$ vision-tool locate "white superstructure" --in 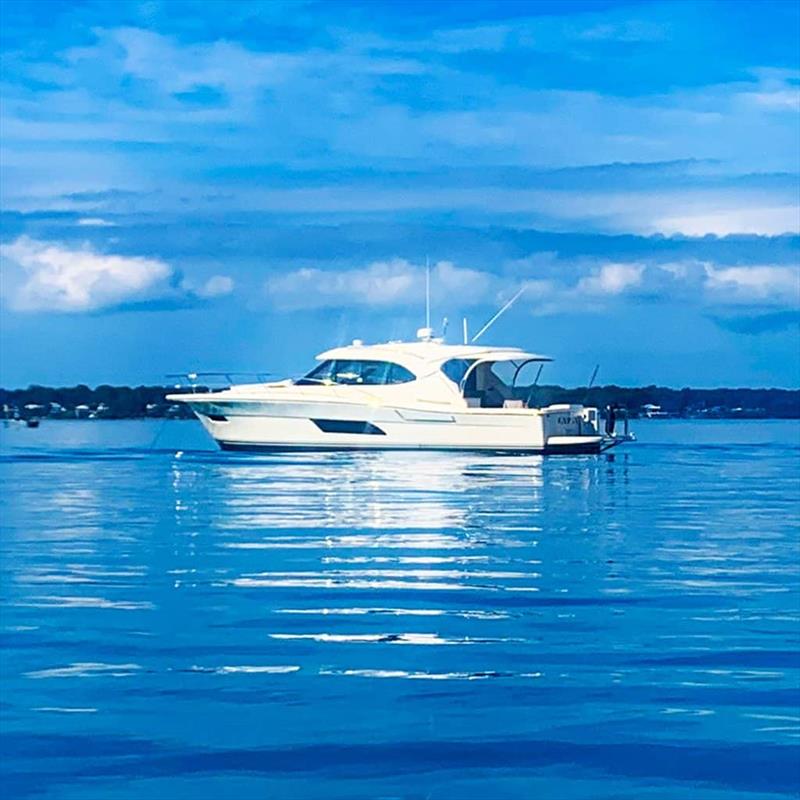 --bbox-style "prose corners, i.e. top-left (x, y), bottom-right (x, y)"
top-left (168, 333), bottom-right (633, 454)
